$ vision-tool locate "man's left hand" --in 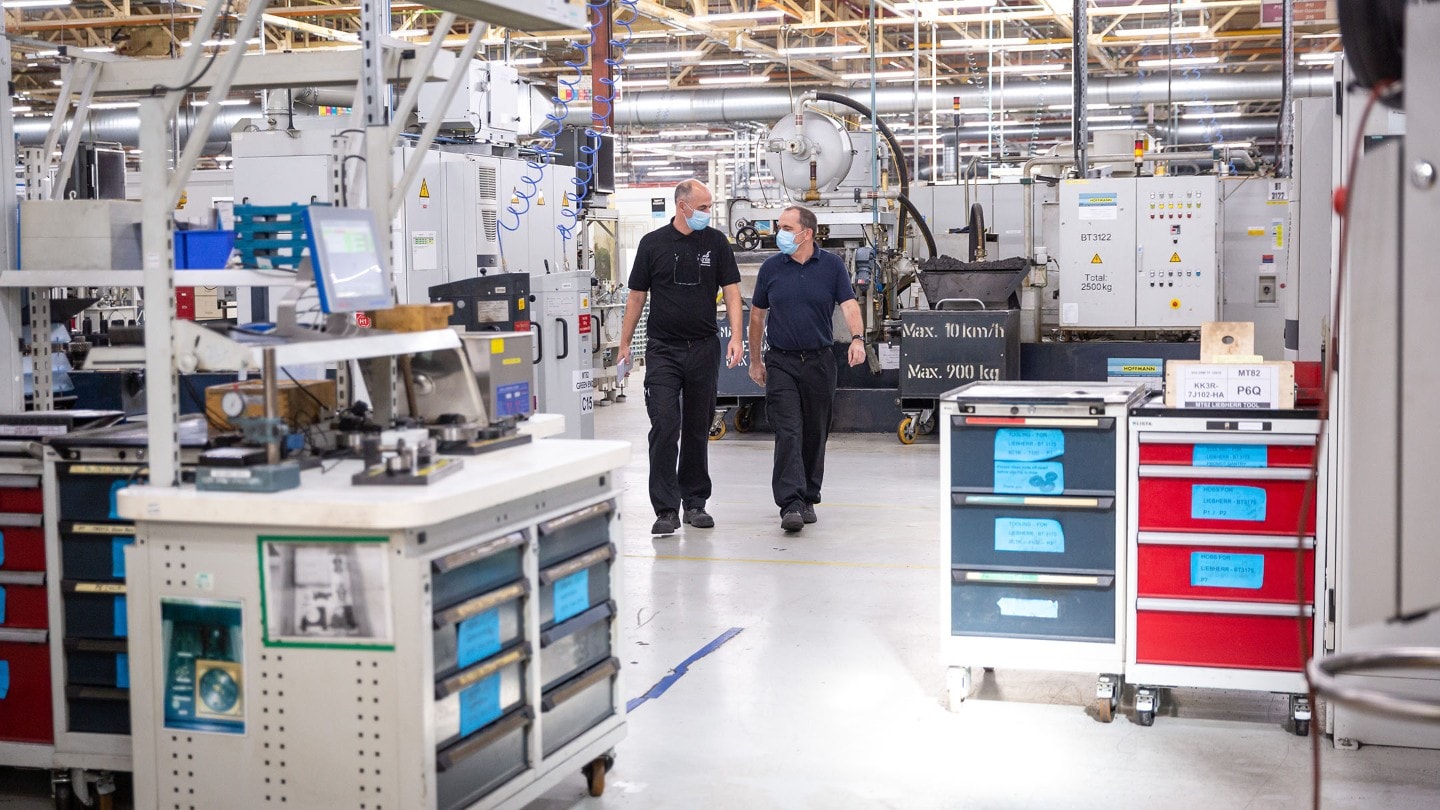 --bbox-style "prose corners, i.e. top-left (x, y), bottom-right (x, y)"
top-left (847, 341), bottom-right (866, 367)
top-left (726, 336), bottom-right (744, 368)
